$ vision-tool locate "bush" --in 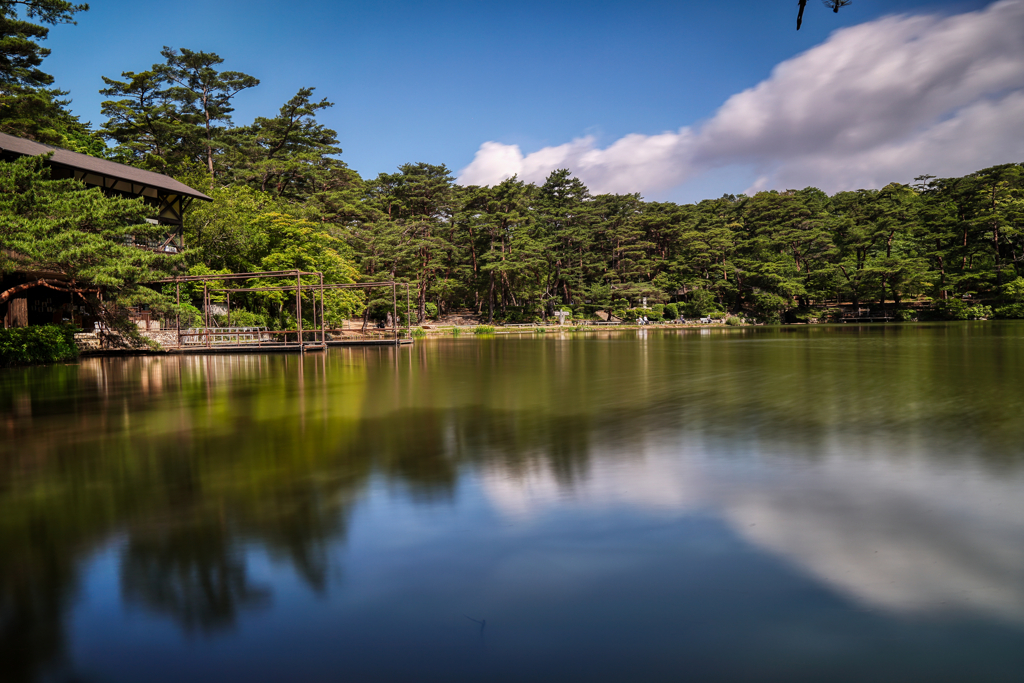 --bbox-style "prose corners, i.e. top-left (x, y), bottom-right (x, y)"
top-left (894, 308), bottom-right (918, 322)
top-left (473, 325), bottom-right (495, 335)
top-left (220, 308), bottom-right (268, 328)
top-left (791, 308), bottom-right (823, 323)
top-left (725, 316), bottom-right (743, 326)
top-left (410, 327), bottom-right (427, 338)
top-left (996, 303), bottom-right (1024, 319)
top-left (663, 303), bottom-right (679, 320)
top-left (424, 302), bottom-right (439, 319)
top-left (685, 289), bottom-right (718, 316)
top-left (0, 324), bottom-right (79, 366)
top-left (177, 302), bottom-right (203, 328)
top-left (939, 299), bottom-right (992, 320)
